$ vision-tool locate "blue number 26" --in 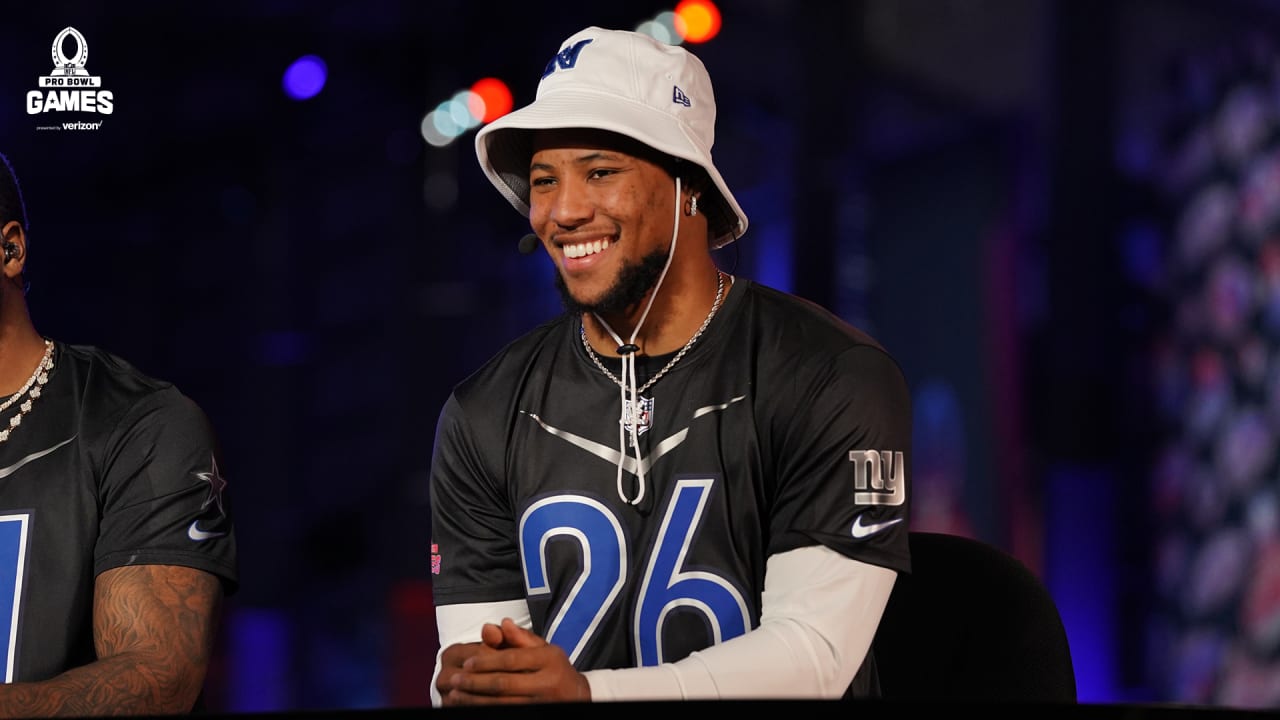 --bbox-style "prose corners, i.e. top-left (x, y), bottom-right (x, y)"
top-left (519, 478), bottom-right (750, 667)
